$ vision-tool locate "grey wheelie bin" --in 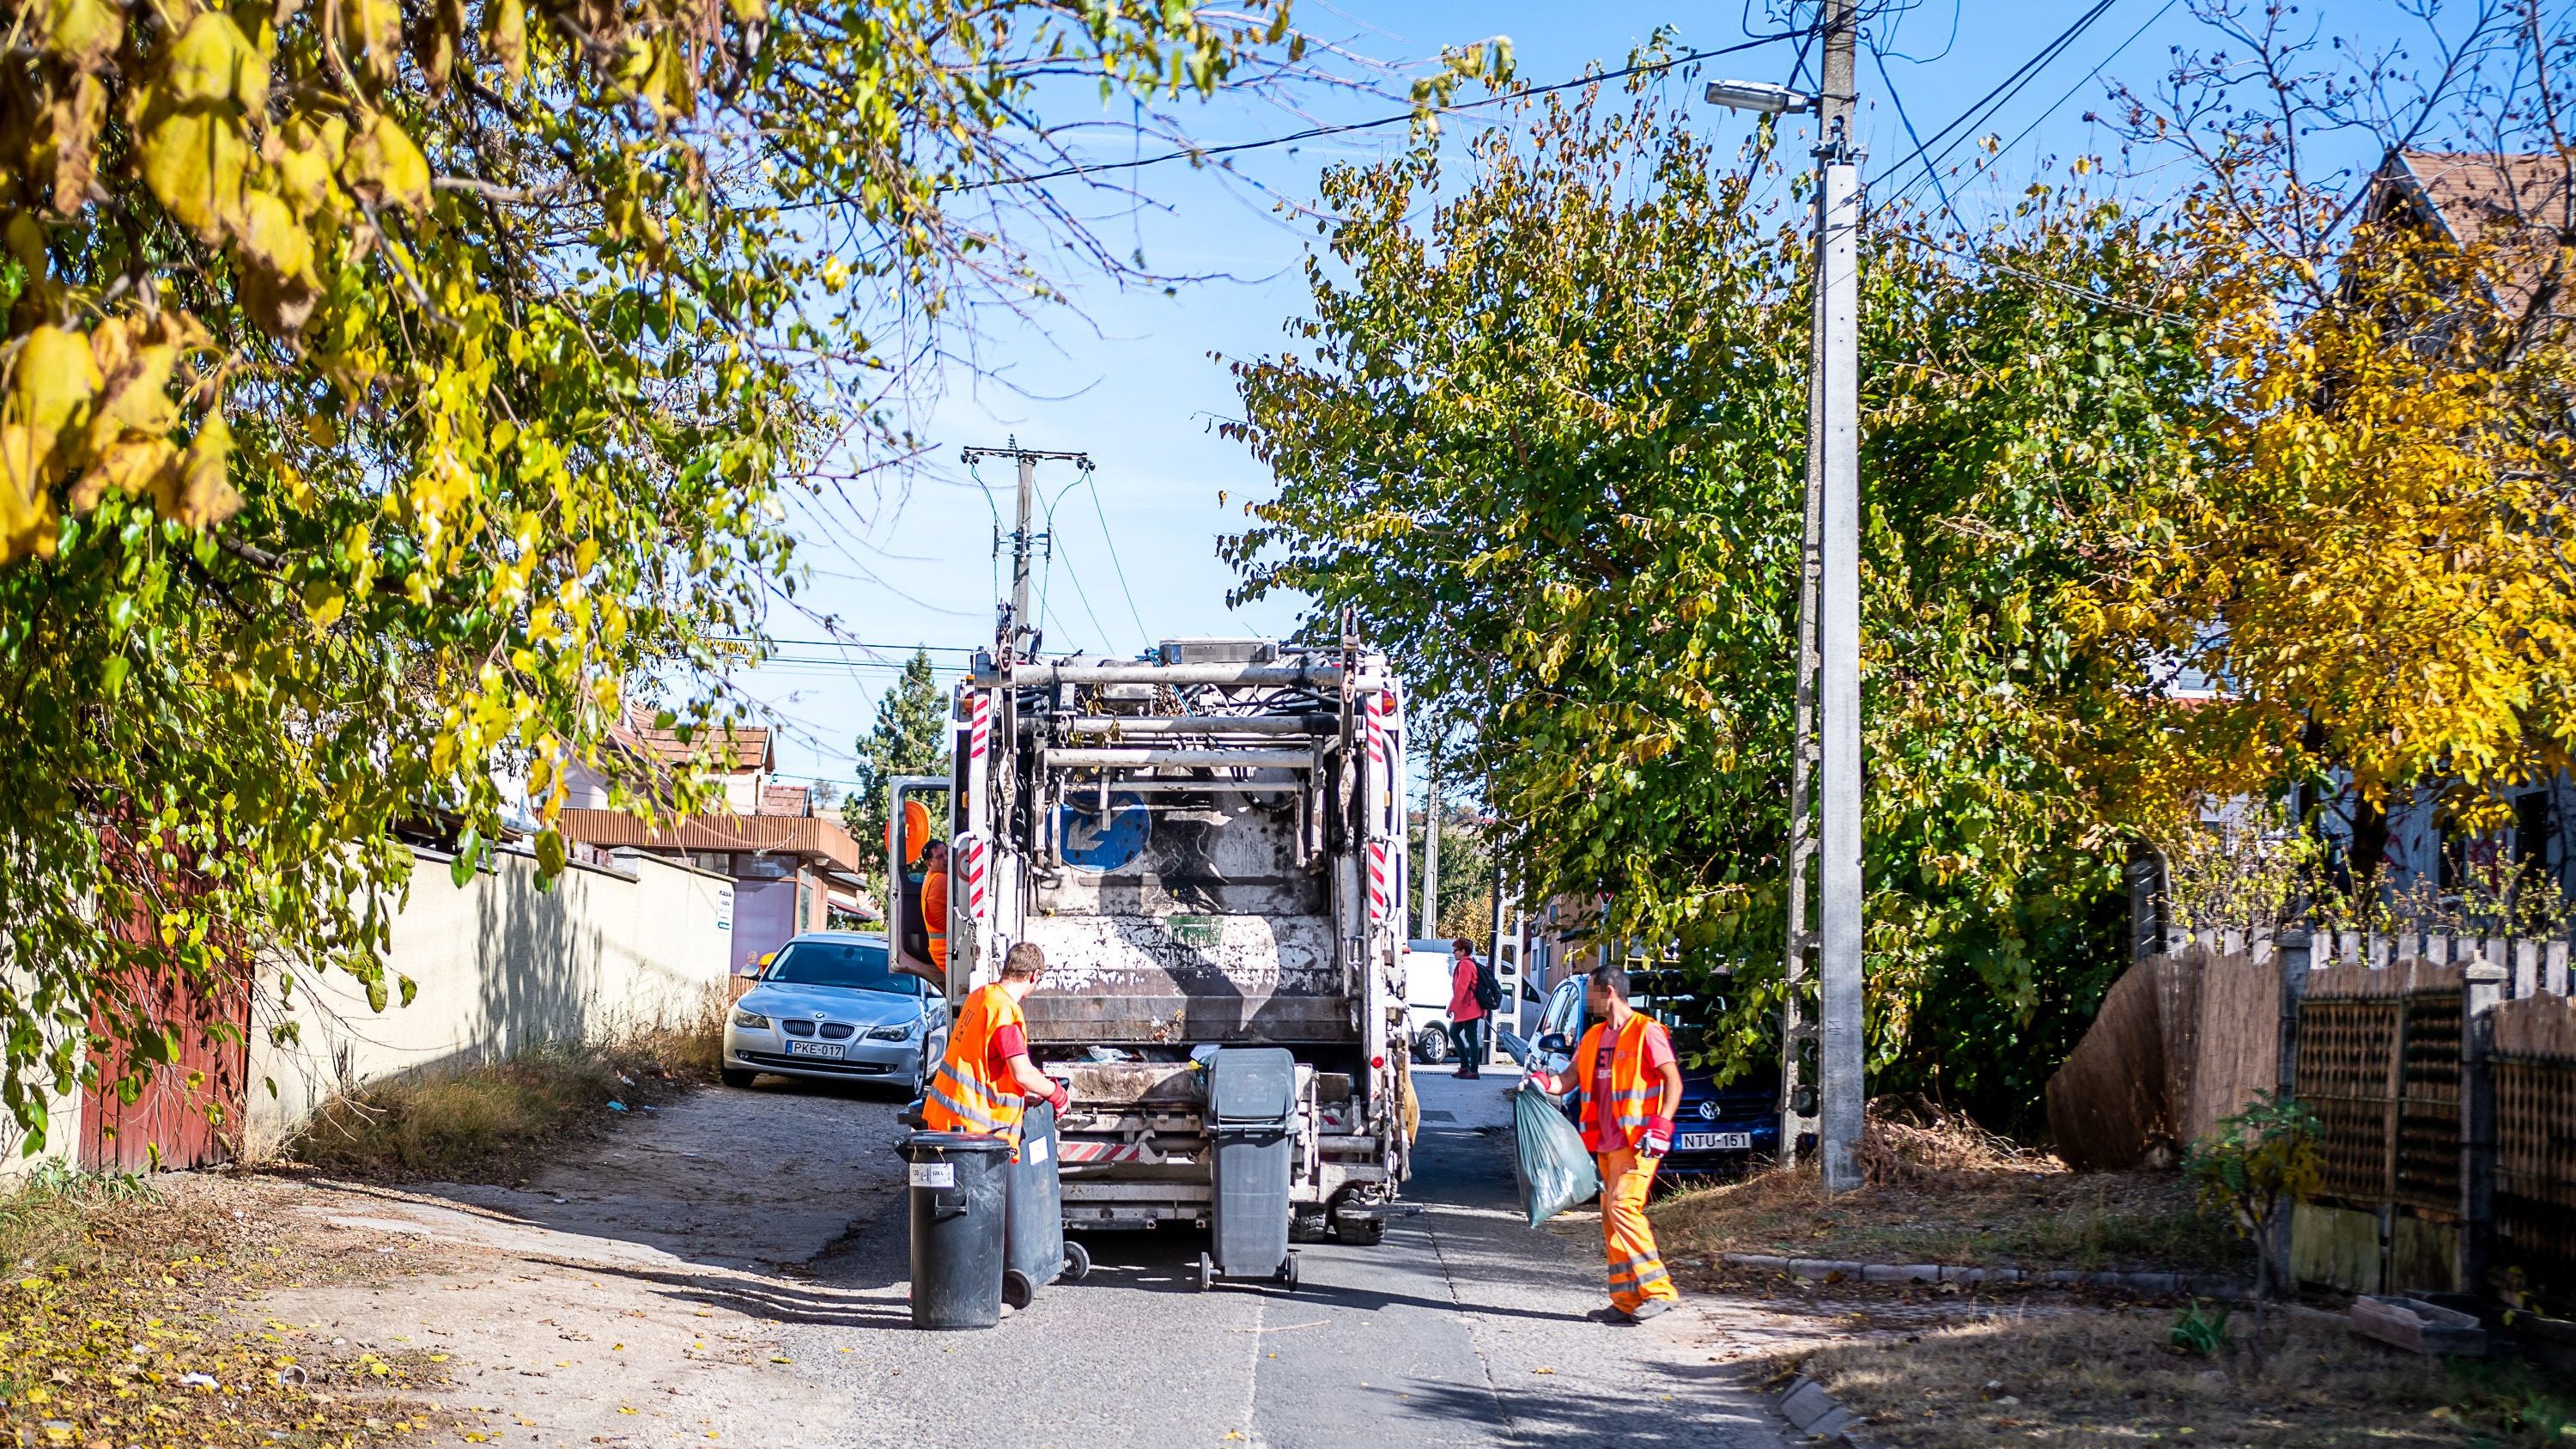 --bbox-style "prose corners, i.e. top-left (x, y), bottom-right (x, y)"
top-left (1002, 1098), bottom-right (1091, 1307)
top-left (902, 1129), bottom-right (1012, 1330)
top-left (1198, 1047), bottom-right (1299, 1291)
